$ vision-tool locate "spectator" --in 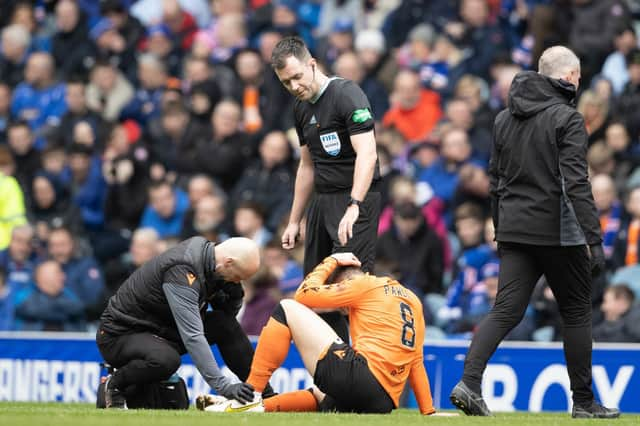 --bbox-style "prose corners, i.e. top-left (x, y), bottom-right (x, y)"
top-left (451, 163), bottom-right (492, 219)
top-left (211, 13), bottom-right (247, 65)
top-left (0, 83), bottom-right (10, 144)
top-left (196, 99), bottom-right (249, 192)
top-left (13, 260), bottom-right (86, 331)
top-left (454, 75), bottom-right (495, 134)
top-left (262, 239), bottom-right (303, 298)
top-left (229, 130), bottom-right (294, 232)
top-left (232, 48), bottom-right (293, 134)
top-left (142, 24), bottom-right (184, 78)
top-left (6, 120), bottom-right (41, 194)
top-left (103, 227), bottom-right (160, 297)
top-left (0, 265), bottom-right (15, 330)
top-left (239, 267), bottom-right (280, 336)
top-left (90, 17), bottom-right (138, 81)
top-left (120, 53), bottom-right (168, 126)
top-left (334, 51), bottom-right (389, 121)
top-left (28, 172), bottom-right (84, 243)
top-left (51, 0), bottom-right (94, 80)
top-left (601, 25), bottom-right (637, 96)
top-left (591, 174), bottom-right (623, 265)
top-left (446, 0), bottom-right (505, 81)
top-left (0, 24), bottom-right (30, 89)
top-left (47, 226), bottom-right (105, 320)
top-left (377, 201), bottom-right (444, 298)
top-left (354, 28), bottom-right (397, 94)
top-left (315, 17), bottom-right (354, 70)
top-left (161, 0), bottom-right (198, 52)
top-left (55, 78), bottom-right (108, 150)
top-left (100, 0), bottom-right (147, 76)
top-left (187, 78), bottom-right (223, 127)
top-left (593, 285), bottom-right (640, 342)
top-left (577, 90), bottom-right (610, 146)
top-left (418, 127), bottom-right (479, 211)
top-left (140, 179), bottom-right (189, 239)
top-left (233, 201), bottom-right (272, 248)
top-left (613, 186), bottom-right (640, 270)
top-left (0, 147), bottom-right (27, 250)
top-left (0, 224), bottom-right (37, 289)
top-left (102, 122), bottom-right (151, 233)
top-left (40, 143), bottom-right (71, 186)
top-left (86, 58), bottom-right (134, 122)
top-left (382, 69), bottom-right (442, 142)
top-left (10, 52), bottom-right (67, 145)
top-left (68, 142), bottom-right (107, 231)
top-left (404, 23), bottom-right (451, 97)
top-left (569, 0), bottom-right (631, 86)
top-left (189, 194), bottom-right (229, 243)
top-left (615, 48), bottom-right (640, 139)
top-left (444, 98), bottom-right (493, 161)
top-left (180, 174), bottom-right (220, 239)
top-left (148, 100), bottom-right (209, 179)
